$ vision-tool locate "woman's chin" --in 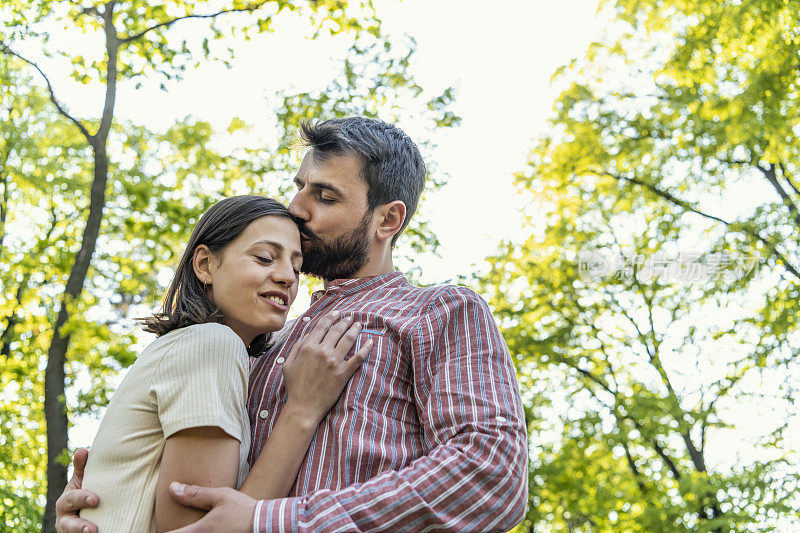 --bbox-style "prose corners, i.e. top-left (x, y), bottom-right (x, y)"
top-left (257, 317), bottom-right (287, 335)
